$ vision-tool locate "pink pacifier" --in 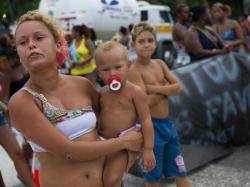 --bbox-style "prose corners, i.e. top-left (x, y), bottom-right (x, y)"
top-left (108, 74), bottom-right (122, 91)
